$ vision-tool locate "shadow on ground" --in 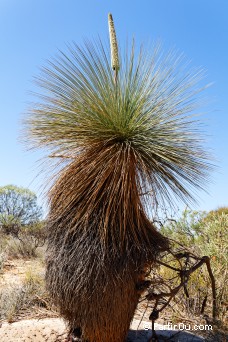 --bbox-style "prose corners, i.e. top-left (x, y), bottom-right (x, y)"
top-left (127, 328), bottom-right (204, 341)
